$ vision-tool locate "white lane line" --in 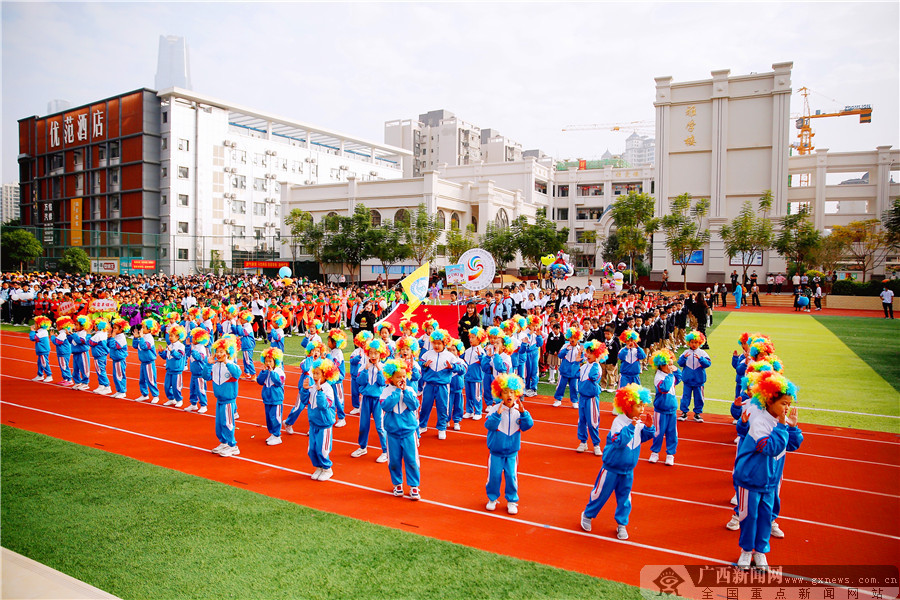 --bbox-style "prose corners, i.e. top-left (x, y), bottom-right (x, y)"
top-left (0, 399), bottom-right (732, 566)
